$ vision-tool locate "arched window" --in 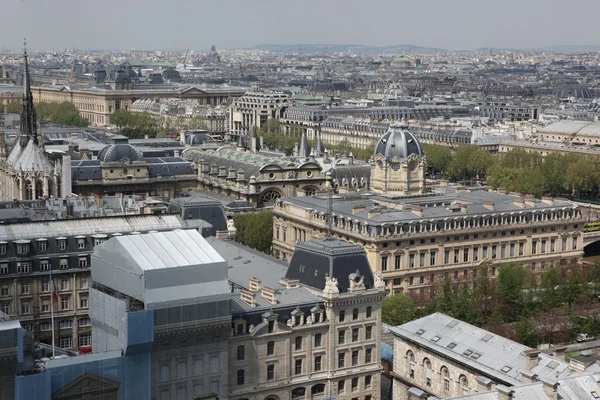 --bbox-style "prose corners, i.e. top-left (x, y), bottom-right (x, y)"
top-left (423, 358), bottom-right (432, 387)
top-left (460, 375), bottom-right (469, 395)
top-left (311, 384), bottom-right (325, 395)
top-left (407, 350), bottom-right (415, 378)
top-left (441, 367), bottom-right (450, 392)
top-left (237, 345), bottom-right (245, 360)
top-left (292, 387), bottom-right (306, 399)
